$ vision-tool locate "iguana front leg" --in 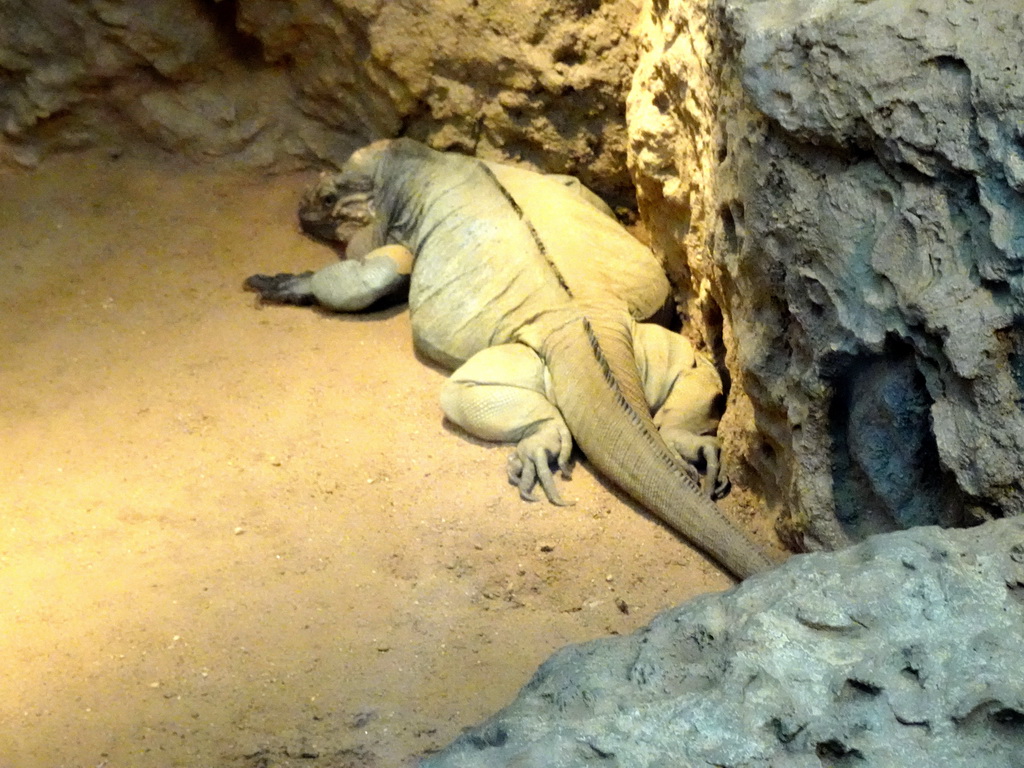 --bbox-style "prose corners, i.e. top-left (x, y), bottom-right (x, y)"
top-left (633, 322), bottom-right (730, 499)
top-left (440, 344), bottom-right (574, 505)
top-left (245, 244), bottom-right (413, 311)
